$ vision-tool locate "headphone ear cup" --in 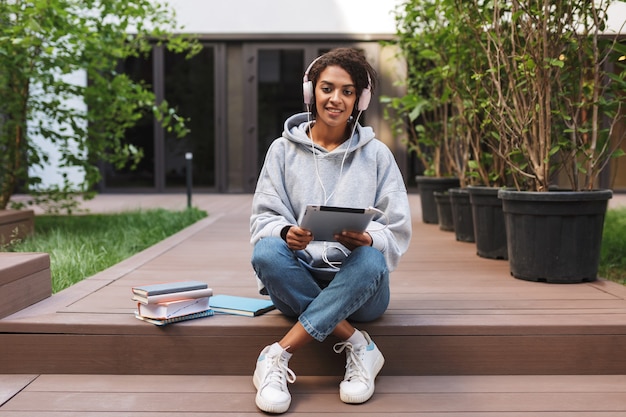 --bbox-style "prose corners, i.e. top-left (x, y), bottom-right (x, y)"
top-left (303, 81), bottom-right (313, 105)
top-left (357, 87), bottom-right (371, 111)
